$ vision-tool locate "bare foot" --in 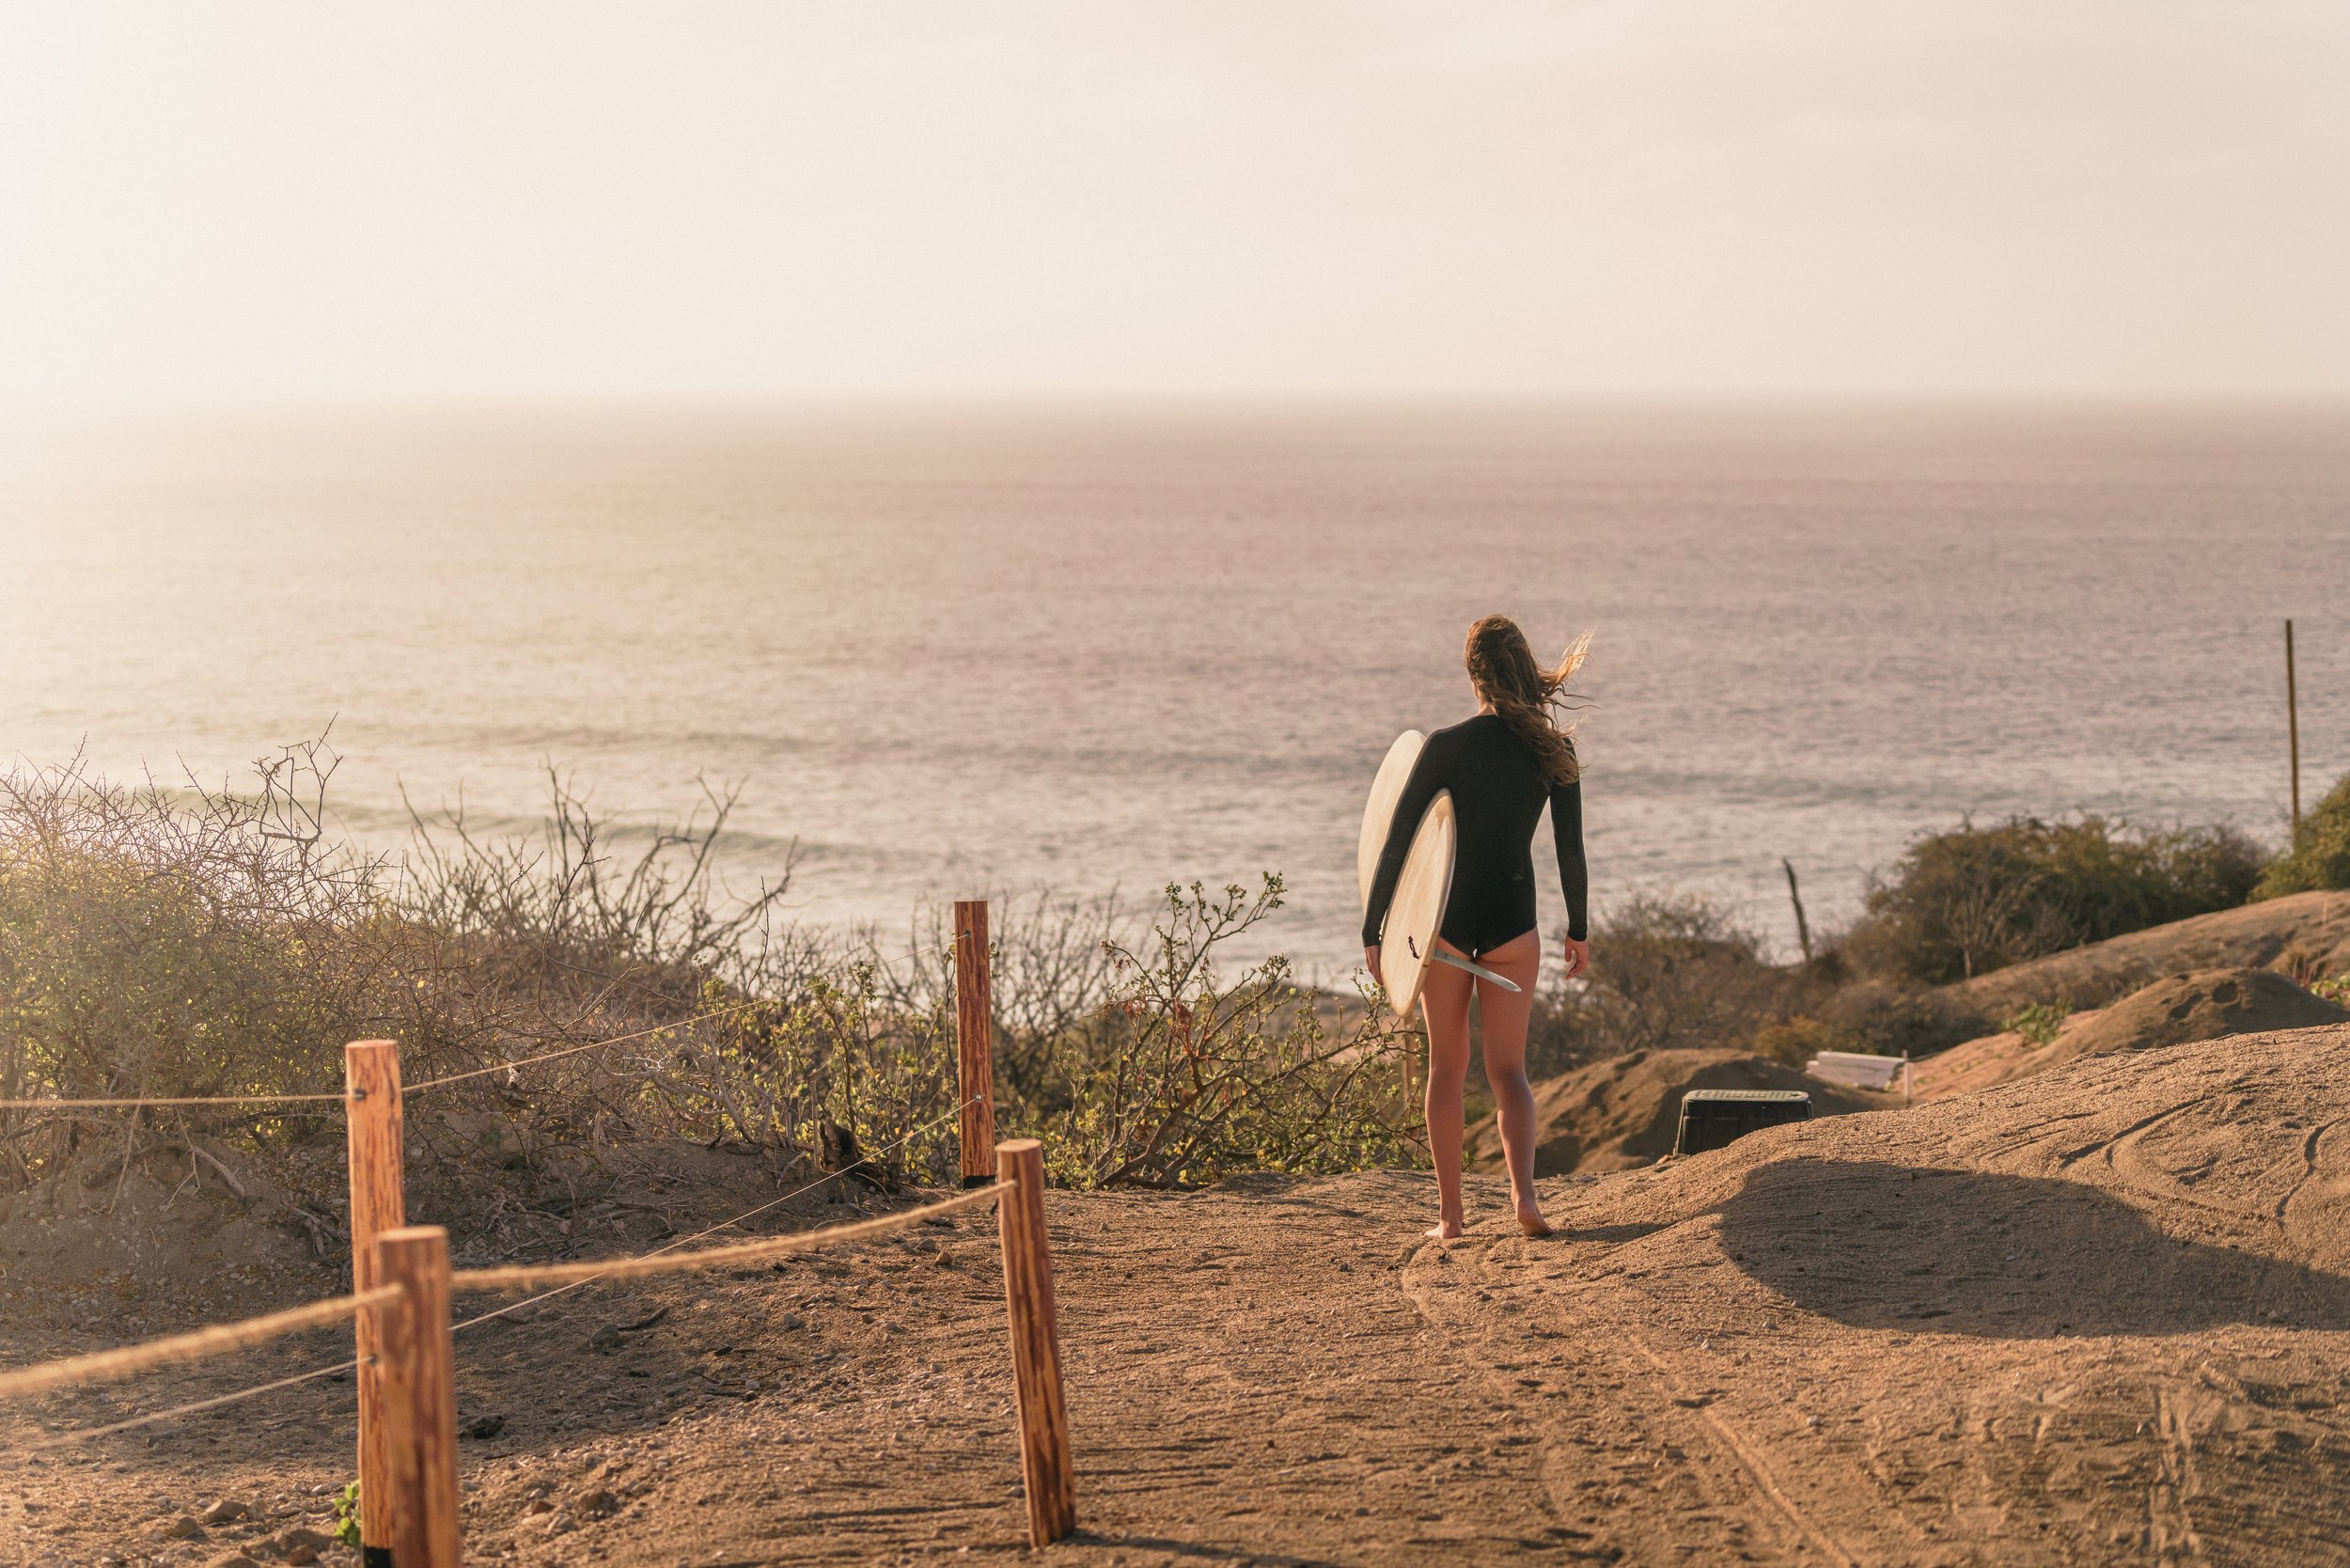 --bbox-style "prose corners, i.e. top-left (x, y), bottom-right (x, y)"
top-left (1424, 1220), bottom-right (1465, 1241)
top-left (1515, 1207), bottom-right (1555, 1238)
